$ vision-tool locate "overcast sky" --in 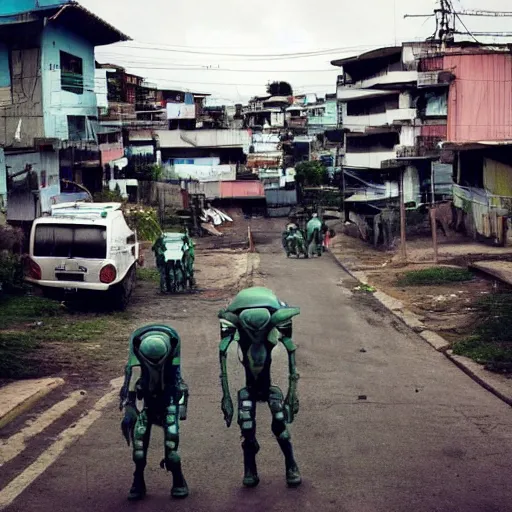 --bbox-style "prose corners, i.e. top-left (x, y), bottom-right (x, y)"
top-left (79, 0), bottom-right (512, 104)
